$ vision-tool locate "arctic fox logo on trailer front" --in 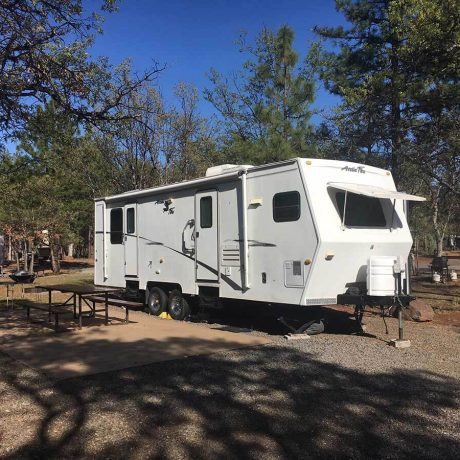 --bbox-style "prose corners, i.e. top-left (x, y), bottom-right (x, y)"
top-left (341, 165), bottom-right (365, 174)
